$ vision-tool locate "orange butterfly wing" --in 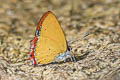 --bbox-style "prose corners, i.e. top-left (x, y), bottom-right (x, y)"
top-left (35, 11), bottom-right (68, 64)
